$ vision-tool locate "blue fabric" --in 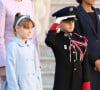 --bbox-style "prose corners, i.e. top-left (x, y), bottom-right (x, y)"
top-left (3, 38), bottom-right (43, 90)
